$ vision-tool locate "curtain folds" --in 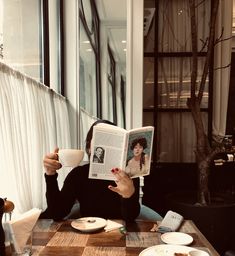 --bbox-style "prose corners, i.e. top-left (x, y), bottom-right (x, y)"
top-left (212, 0), bottom-right (232, 138)
top-left (0, 62), bottom-right (71, 214)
